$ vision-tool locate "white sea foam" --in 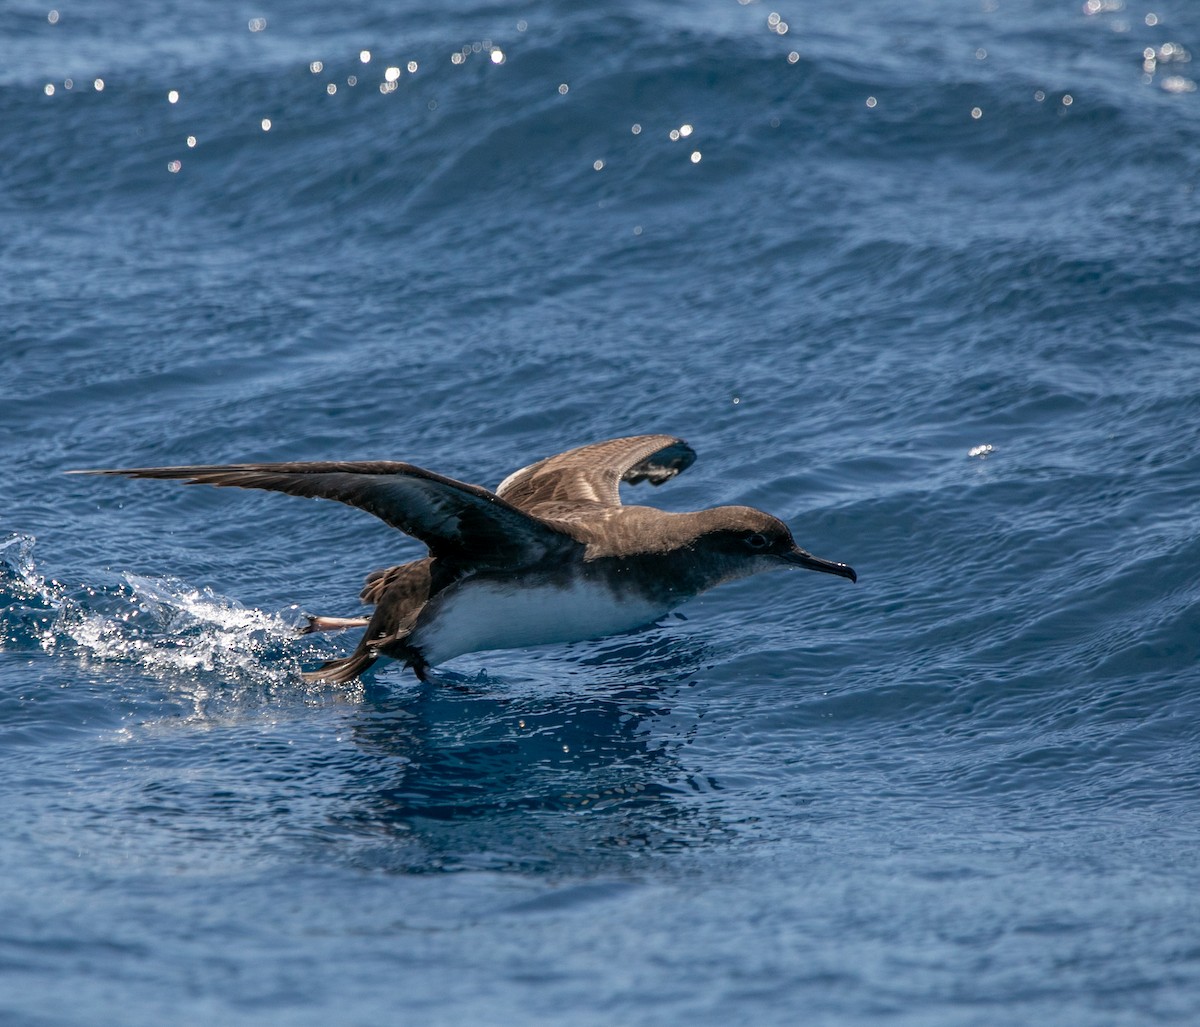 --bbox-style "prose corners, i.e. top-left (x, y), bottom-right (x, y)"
top-left (1, 533), bottom-right (335, 695)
